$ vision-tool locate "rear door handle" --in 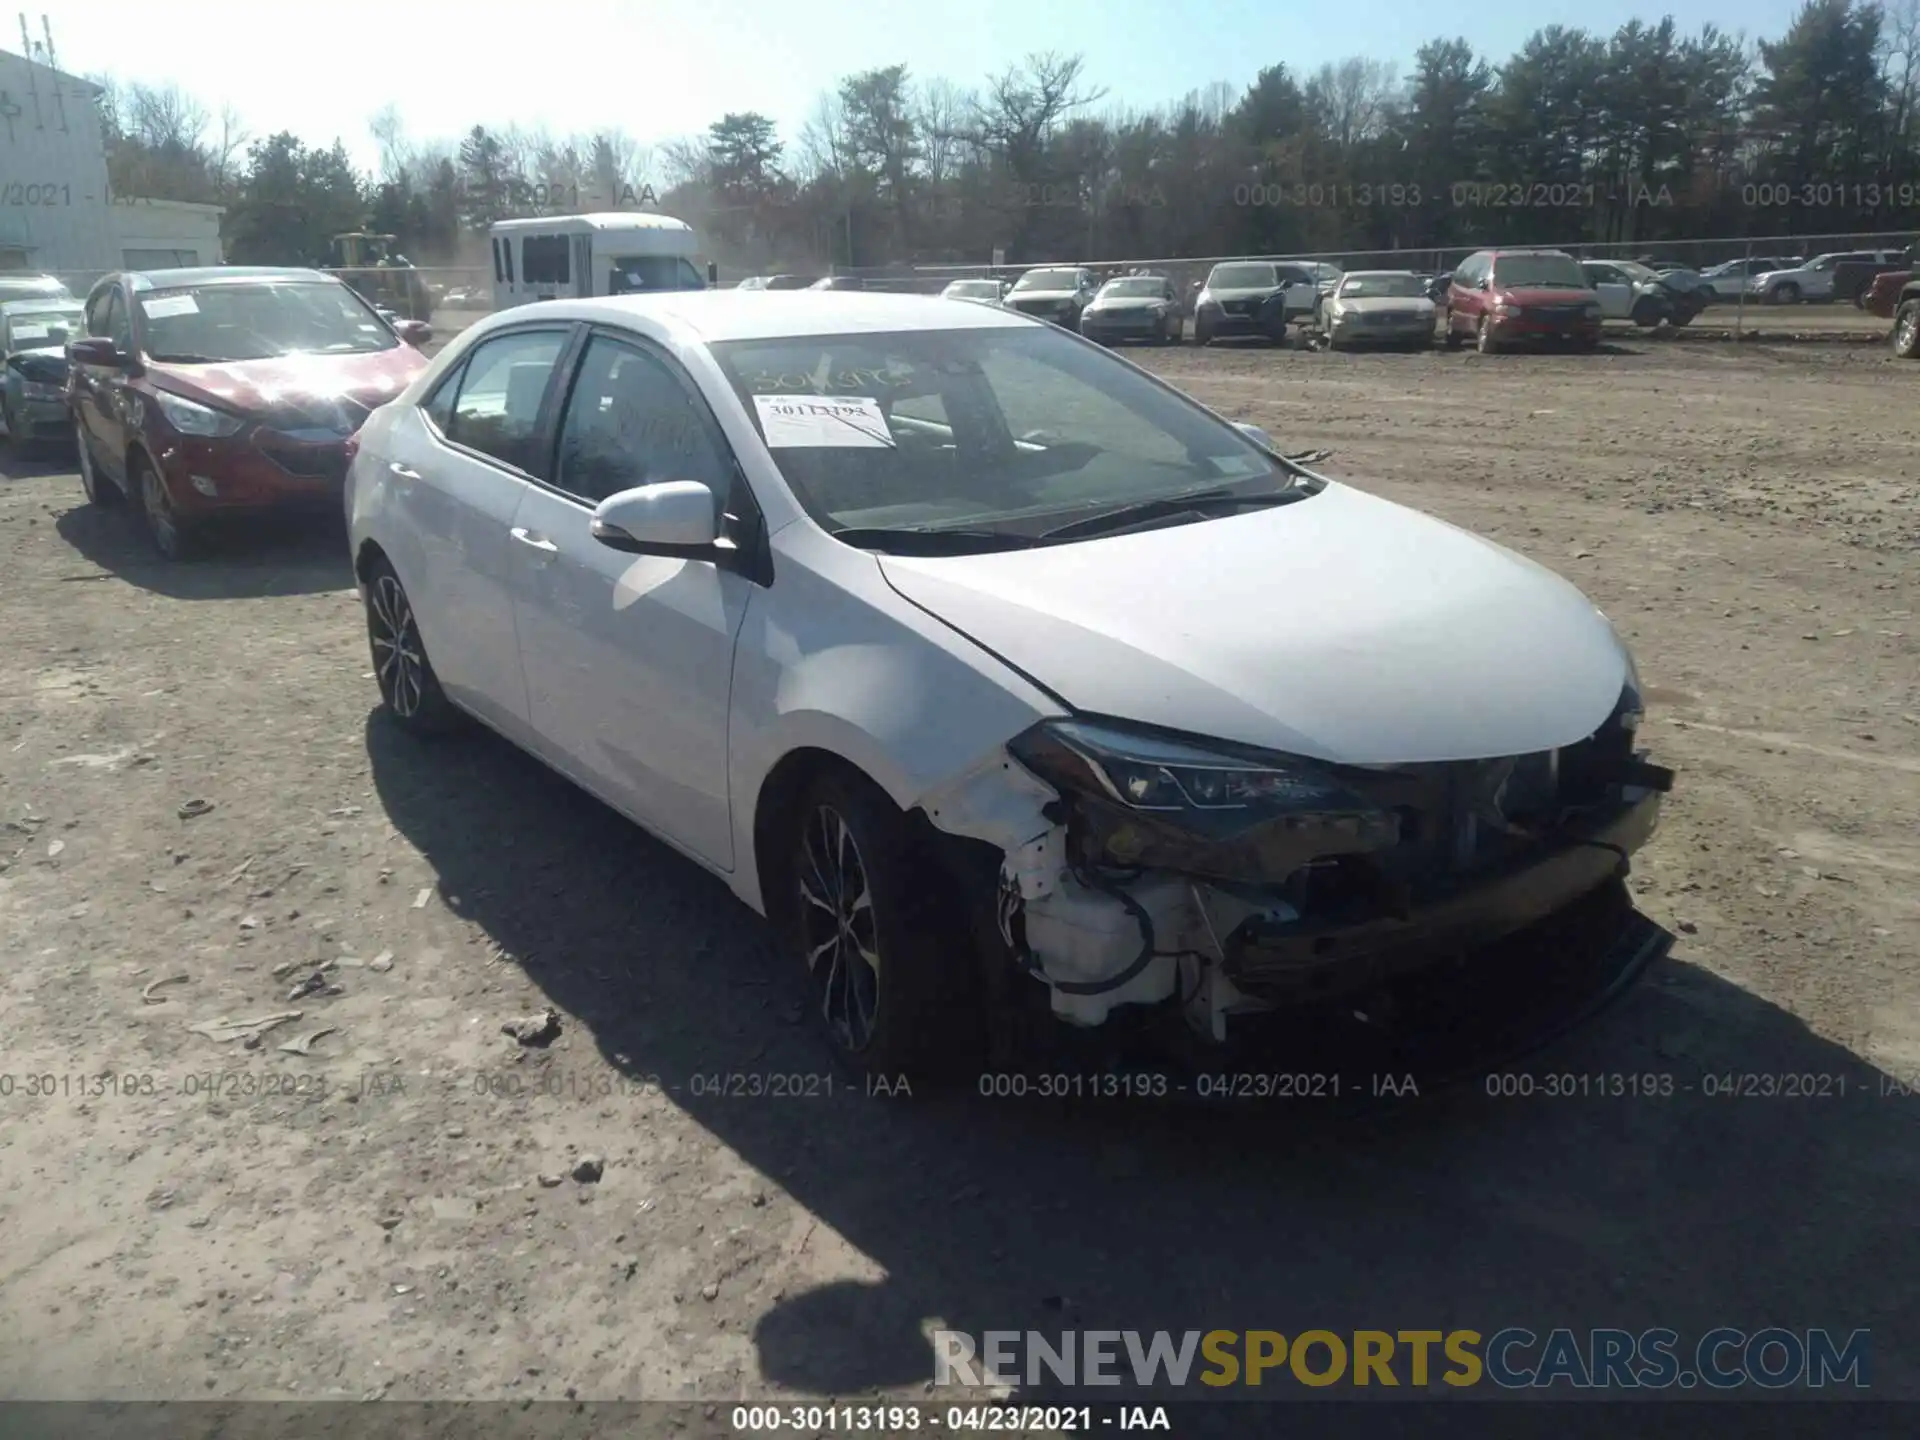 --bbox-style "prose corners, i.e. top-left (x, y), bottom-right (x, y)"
top-left (389, 462), bottom-right (421, 481)
top-left (510, 527), bottom-right (559, 554)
